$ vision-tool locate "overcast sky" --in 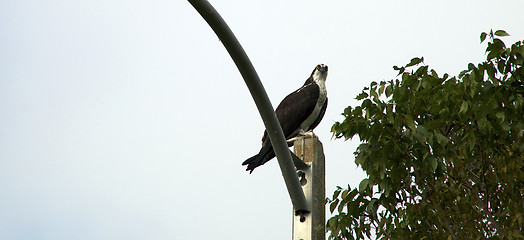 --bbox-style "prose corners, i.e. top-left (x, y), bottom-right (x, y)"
top-left (1, 0), bottom-right (523, 239)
